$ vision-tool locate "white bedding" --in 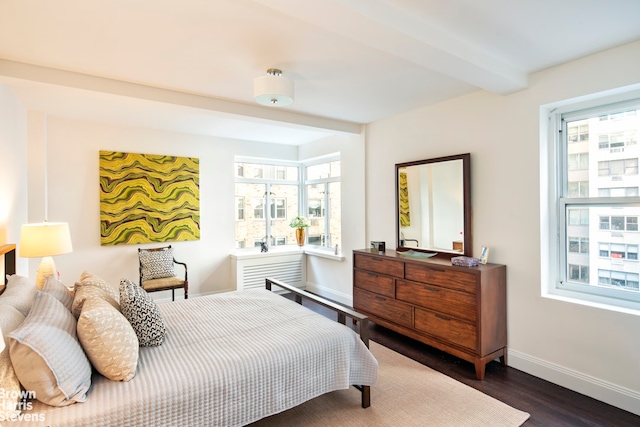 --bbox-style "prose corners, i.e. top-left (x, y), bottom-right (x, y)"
top-left (16, 289), bottom-right (378, 426)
